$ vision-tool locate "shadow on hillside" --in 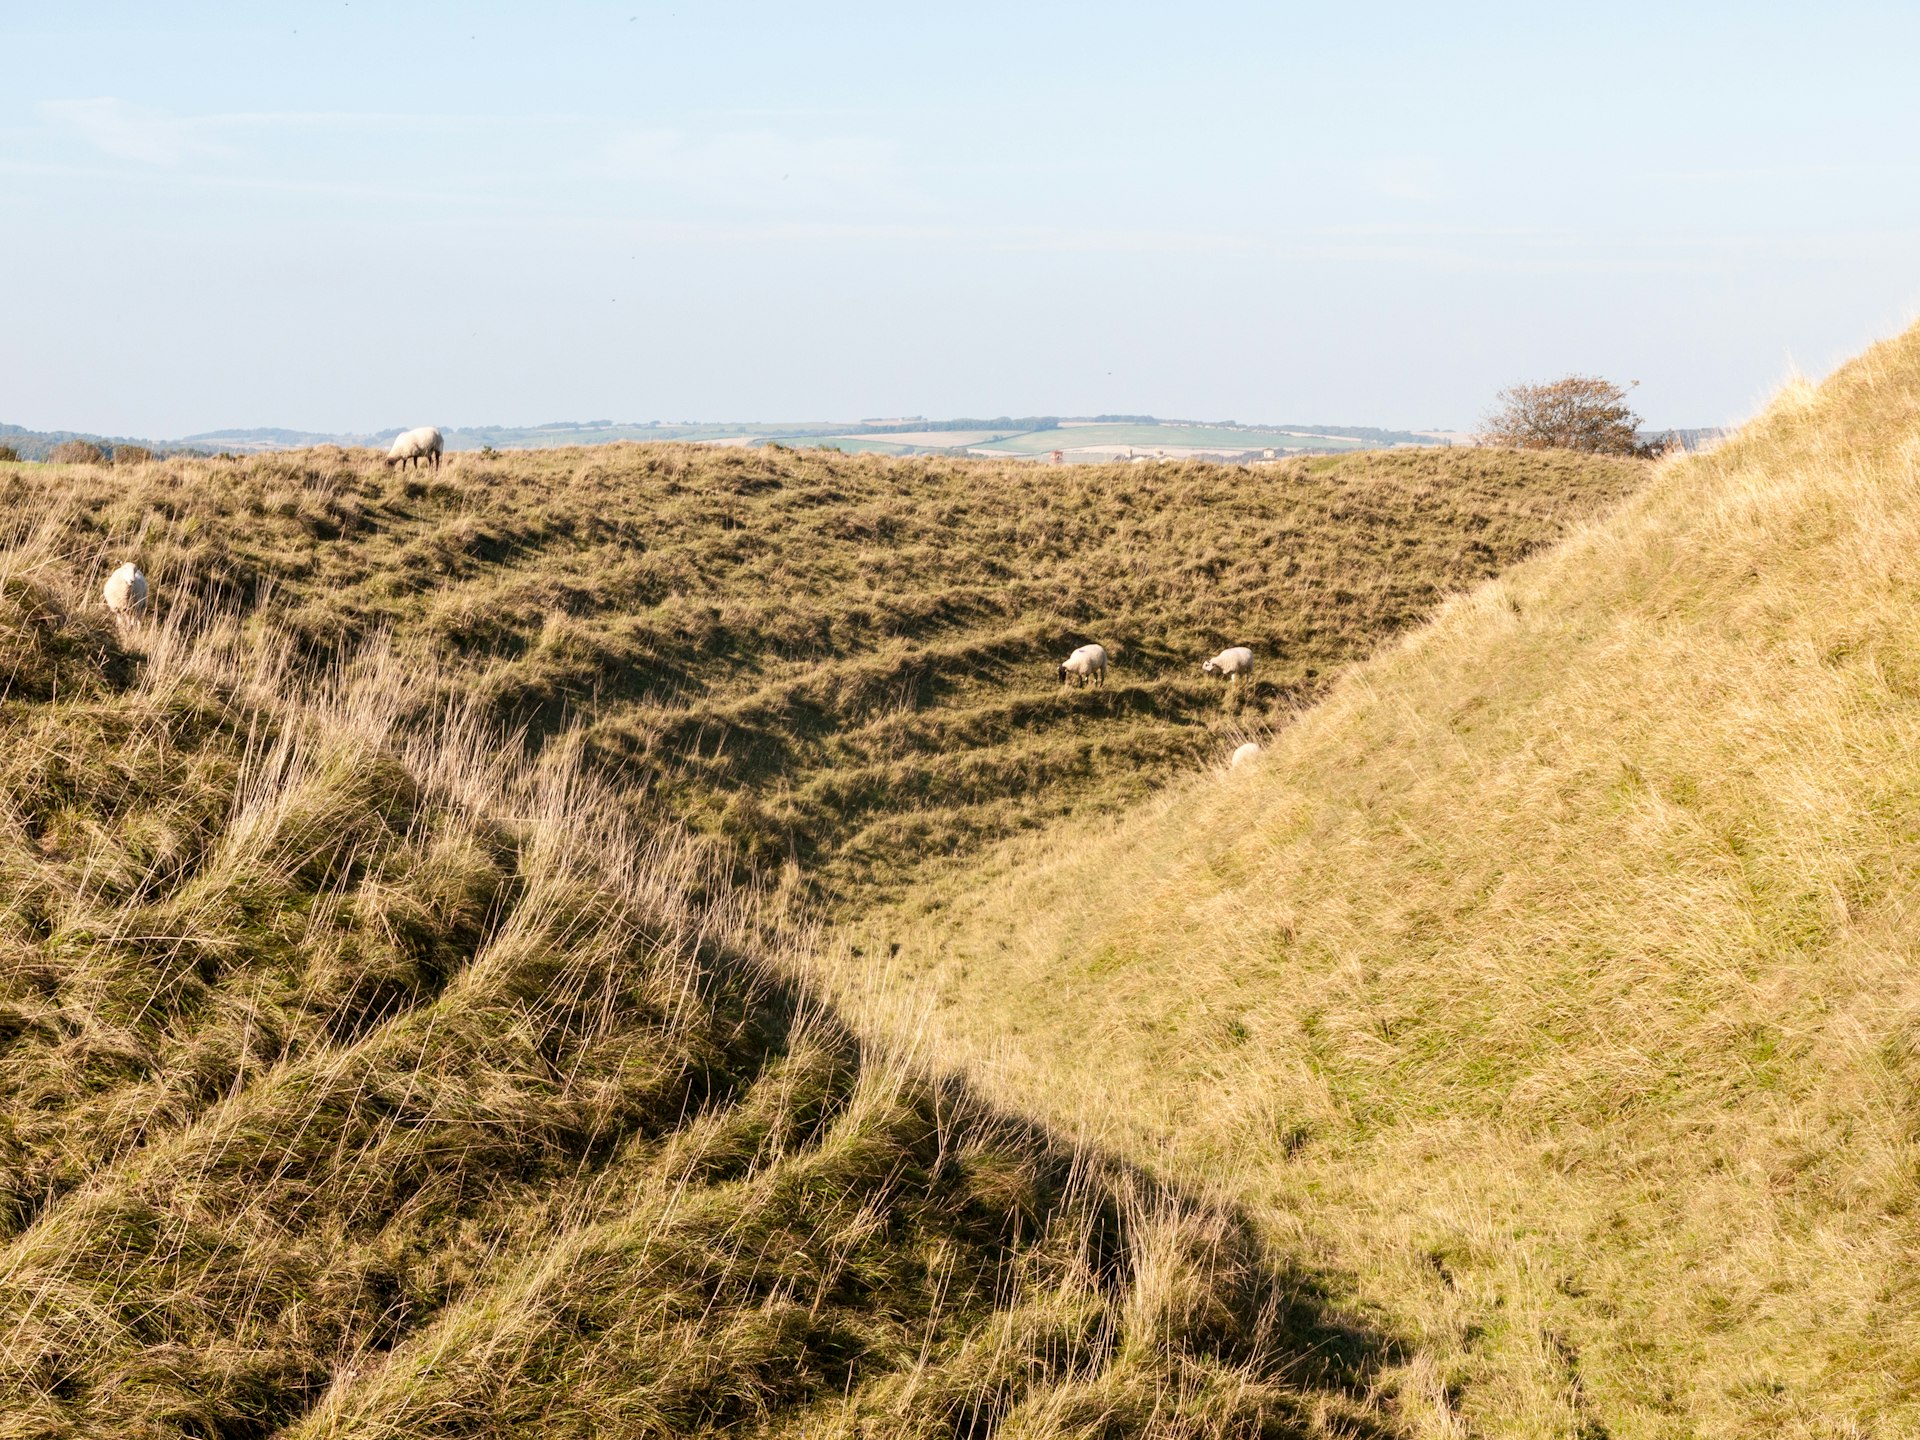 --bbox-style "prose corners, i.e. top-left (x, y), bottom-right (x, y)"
top-left (698, 956), bottom-right (1410, 1437)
